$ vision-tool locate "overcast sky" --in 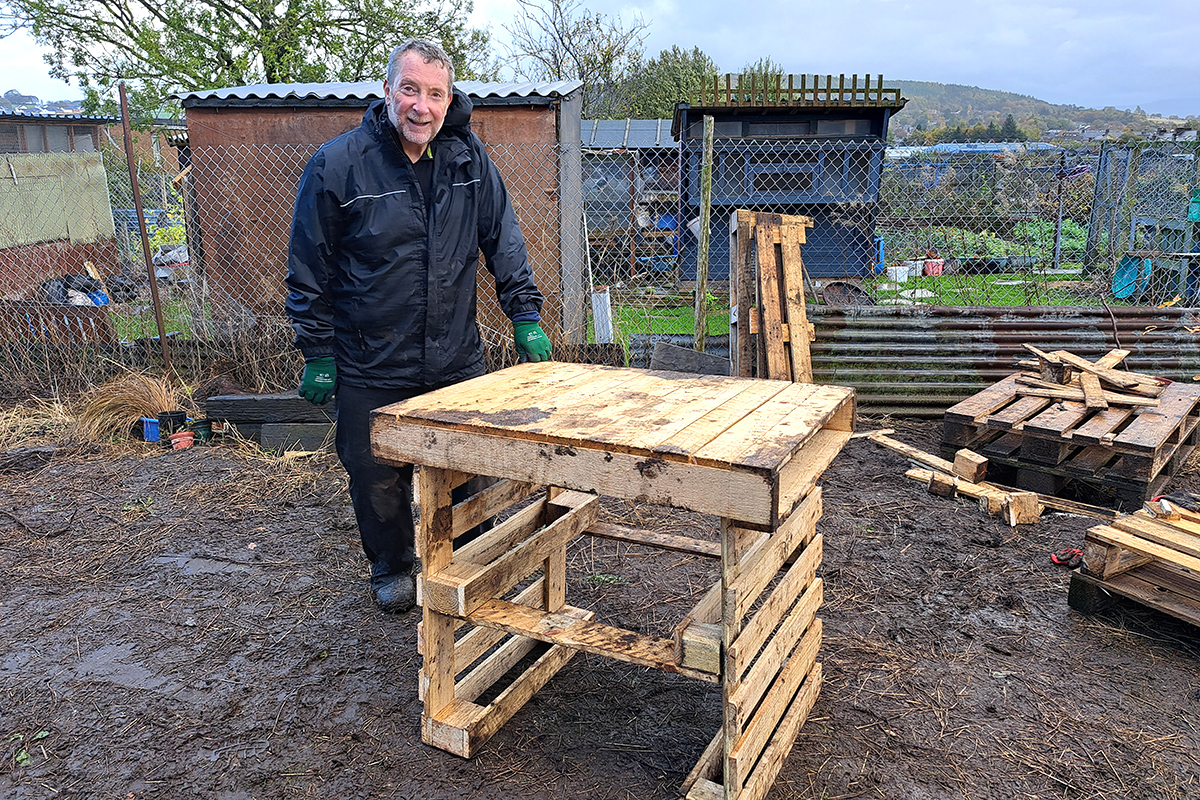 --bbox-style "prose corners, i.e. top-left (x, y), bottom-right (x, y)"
top-left (3, 0), bottom-right (1197, 117)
